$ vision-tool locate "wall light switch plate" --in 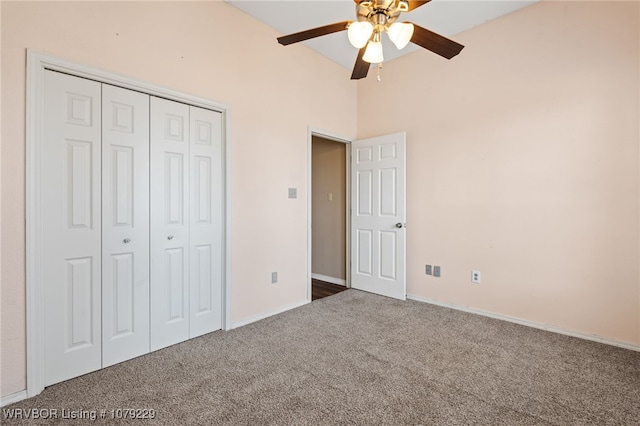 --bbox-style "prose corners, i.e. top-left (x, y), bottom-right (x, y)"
top-left (271, 272), bottom-right (278, 284)
top-left (433, 266), bottom-right (441, 277)
top-left (425, 265), bottom-right (432, 275)
top-left (288, 188), bottom-right (297, 199)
